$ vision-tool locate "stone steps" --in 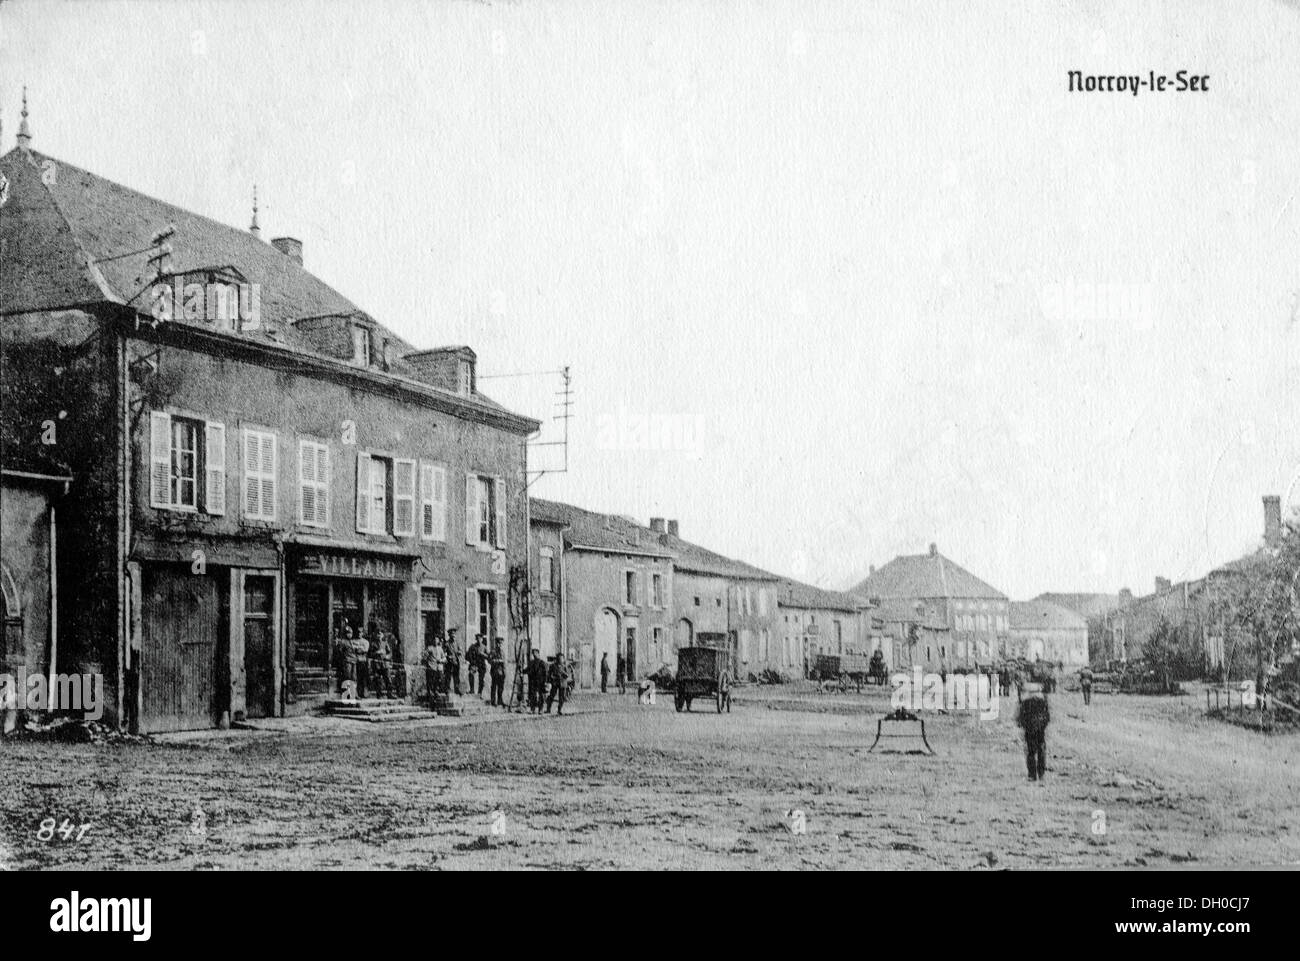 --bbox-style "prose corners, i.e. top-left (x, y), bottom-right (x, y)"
top-left (322, 697), bottom-right (438, 723)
